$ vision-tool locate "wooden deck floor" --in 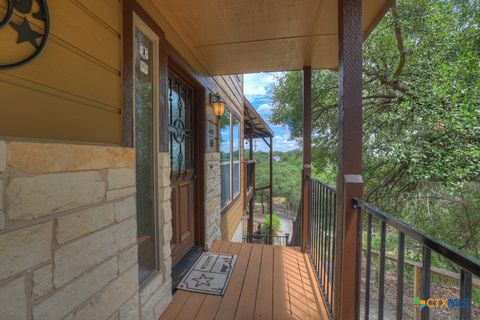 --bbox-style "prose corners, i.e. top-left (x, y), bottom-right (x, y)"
top-left (160, 240), bottom-right (330, 320)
